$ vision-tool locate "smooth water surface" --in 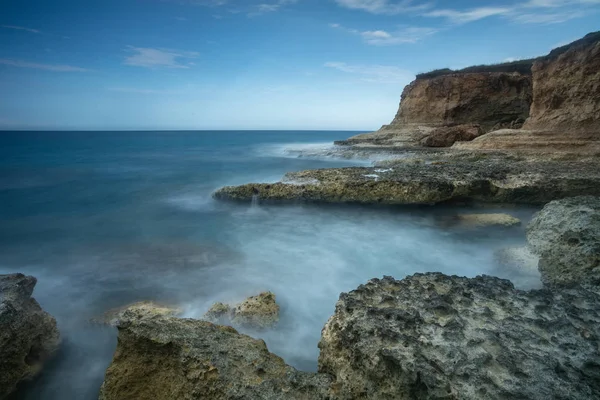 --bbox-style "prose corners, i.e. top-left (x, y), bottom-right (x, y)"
top-left (0, 131), bottom-right (540, 399)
